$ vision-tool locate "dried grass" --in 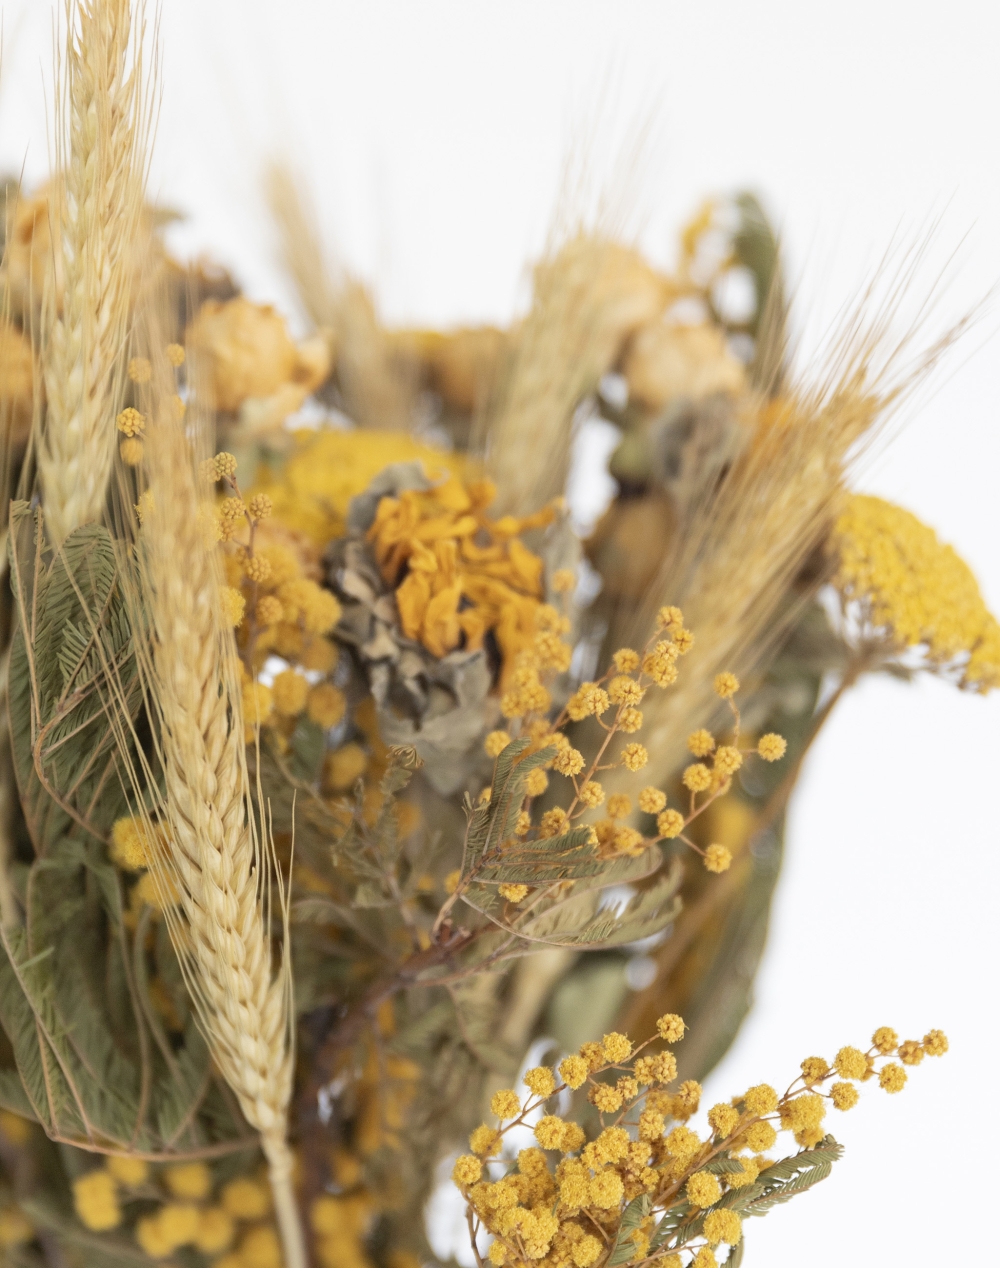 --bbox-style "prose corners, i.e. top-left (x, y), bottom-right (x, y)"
top-left (38, 0), bottom-right (153, 545)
